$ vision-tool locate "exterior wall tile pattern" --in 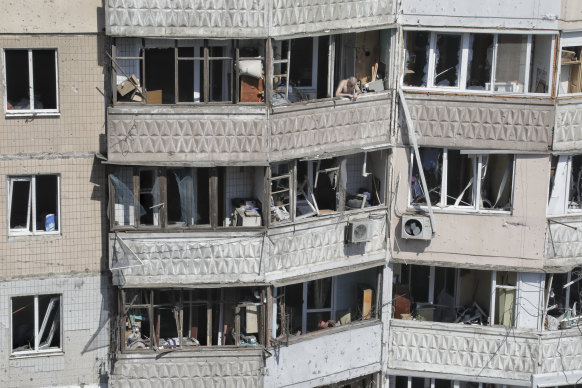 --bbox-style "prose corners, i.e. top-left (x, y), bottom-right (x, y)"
top-left (554, 102), bottom-right (582, 151)
top-left (110, 353), bottom-right (262, 388)
top-left (271, 0), bottom-right (394, 35)
top-left (403, 96), bottom-right (554, 151)
top-left (388, 321), bottom-right (538, 381)
top-left (539, 329), bottom-right (582, 374)
top-left (107, 114), bottom-right (267, 163)
top-left (106, 0), bottom-right (267, 37)
top-left (545, 220), bottom-right (582, 270)
top-left (270, 97), bottom-right (391, 161)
